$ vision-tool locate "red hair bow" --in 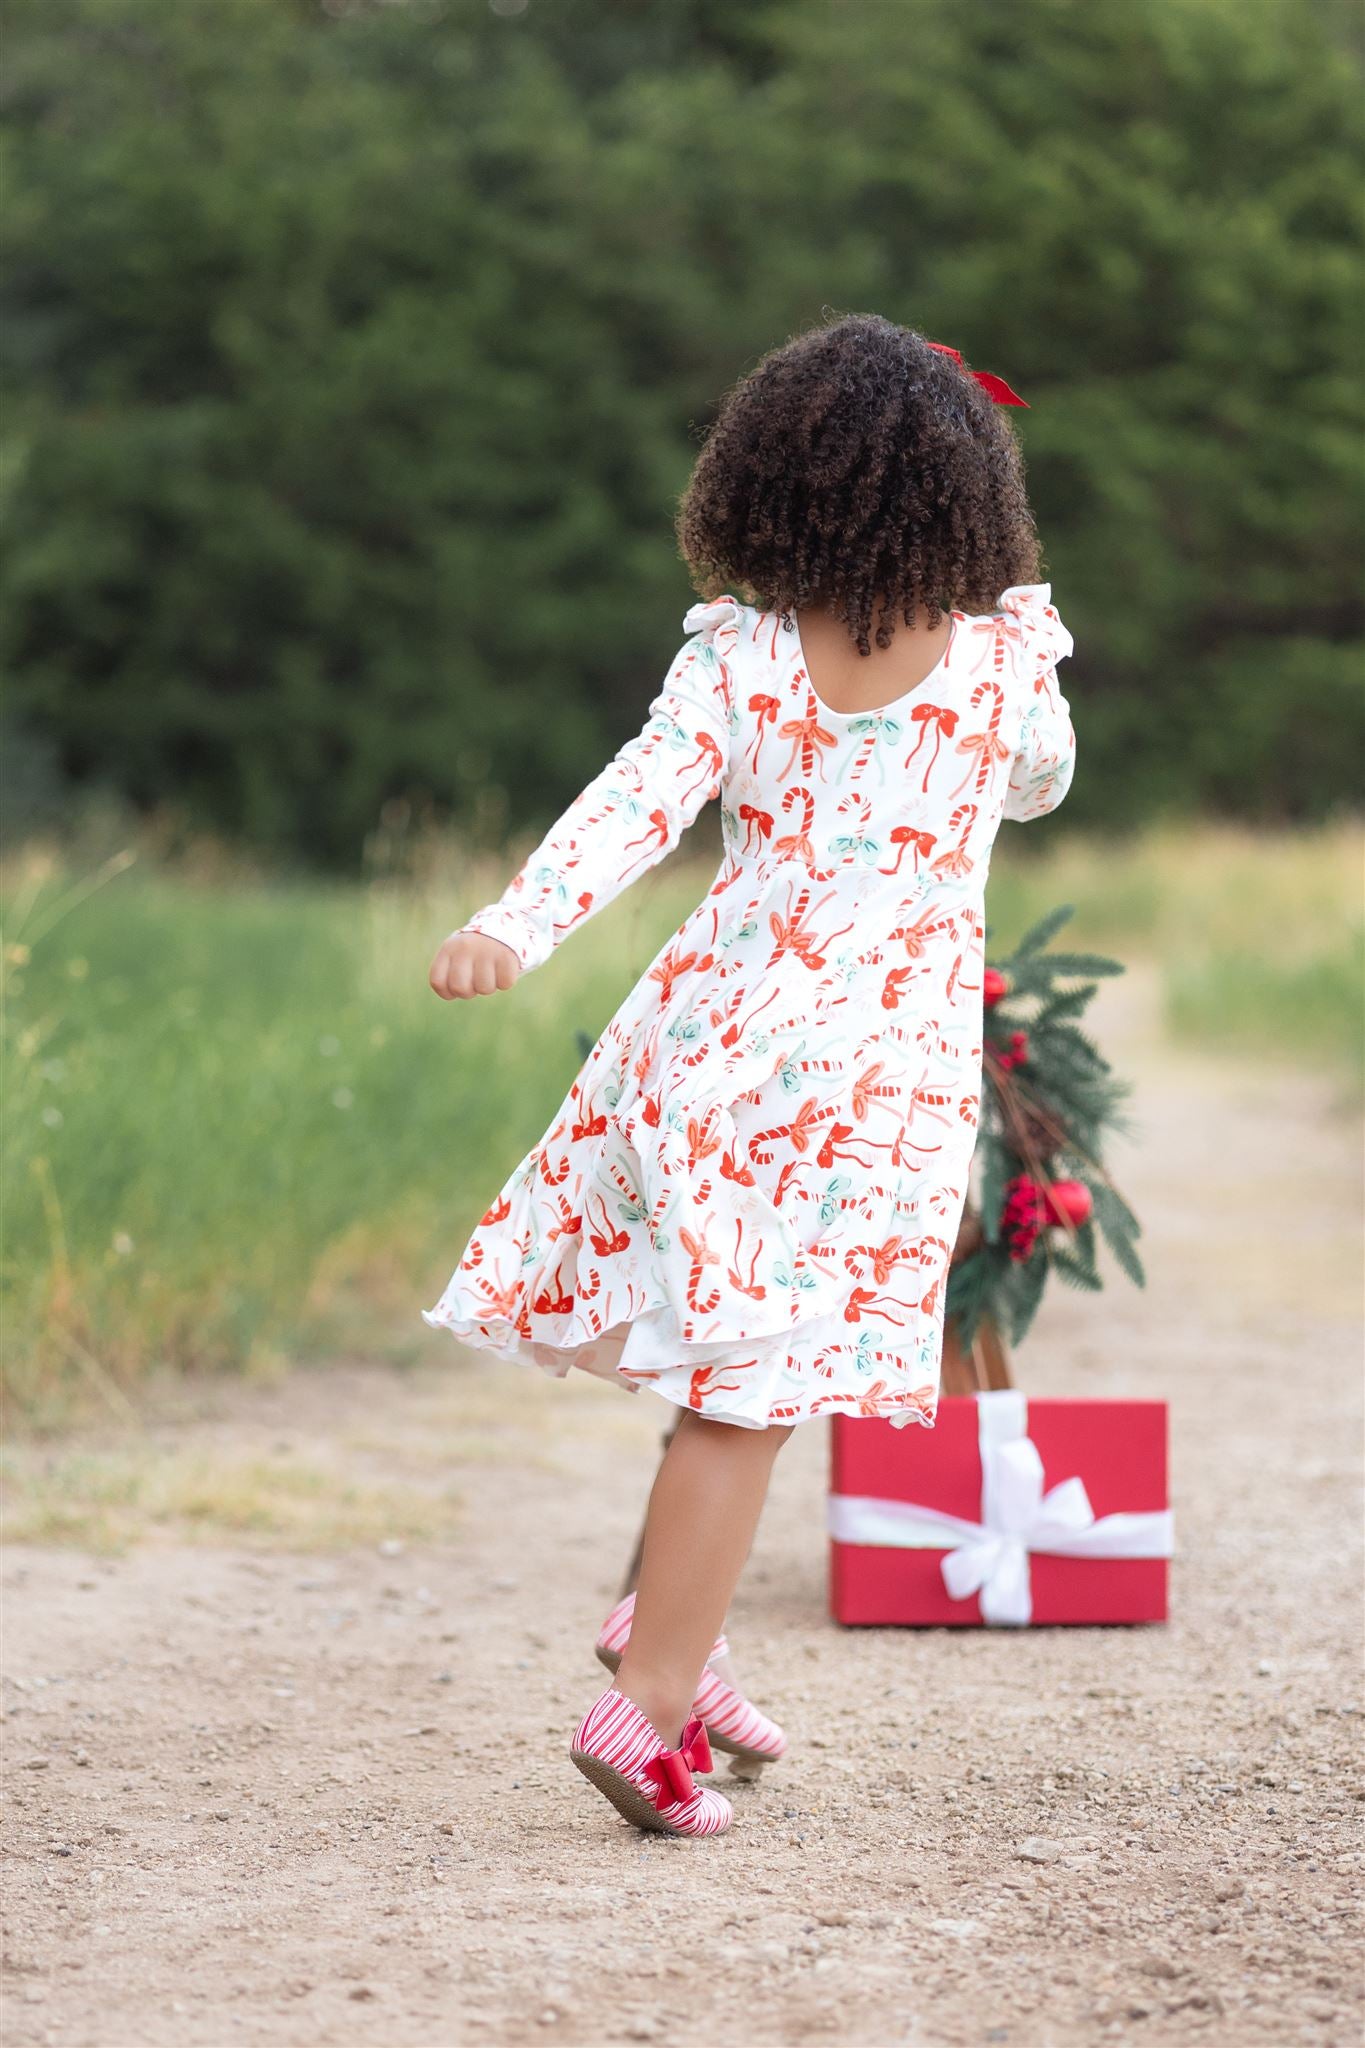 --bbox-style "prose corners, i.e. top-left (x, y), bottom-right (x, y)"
top-left (927, 341), bottom-right (1029, 409)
